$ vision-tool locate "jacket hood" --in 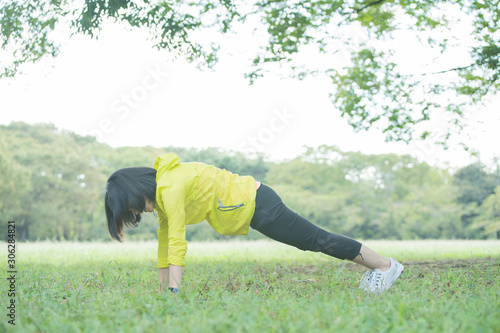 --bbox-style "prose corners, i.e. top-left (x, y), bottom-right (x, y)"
top-left (154, 153), bottom-right (181, 171)
top-left (154, 153), bottom-right (181, 185)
